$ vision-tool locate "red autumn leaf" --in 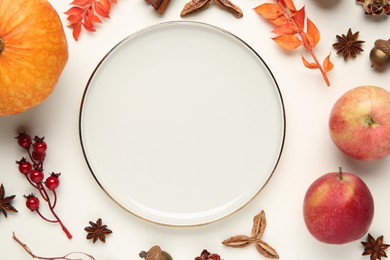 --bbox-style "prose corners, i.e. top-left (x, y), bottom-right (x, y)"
top-left (70, 0), bottom-right (92, 6)
top-left (306, 18), bottom-right (320, 48)
top-left (86, 8), bottom-right (102, 23)
top-left (83, 14), bottom-right (96, 32)
top-left (254, 3), bottom-right (285, 20)
top-left (67, 14), bottom-right (83, 24)
top-left (72, 23), bottom-right (82, 41)
top-left (95, 0), bottom-right (111, 18)
top-left (272, 23), bottom-right (299, 35)
top-left (66, 0), bottom-right (118, 40)
top-left (273, 35), bottom-right (302, 50)
top-left (301, 55), bottom-right (319, 69)
top-left (291, 7), bottom-right (305, 29)
top-left (323, 54), bottom-right (334, 73)
top-left (64, 6), bottom-right (85, 16)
